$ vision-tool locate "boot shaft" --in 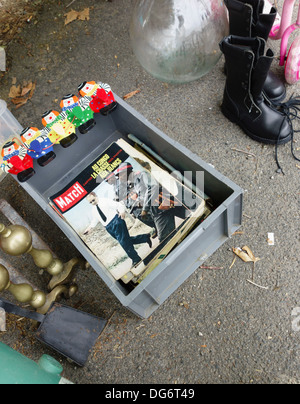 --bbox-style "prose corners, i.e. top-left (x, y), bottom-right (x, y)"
top-left (220, 36), bottom-right (274, 115)
top-left (224, 0), bottom-right (253, 37)
top-left (220, 36), bottom-right (273, 93)
top-left (251, 48), bottom-right (274, 99)
top-left (219, 35), bottom-right (292, 147)
top-left (224, 0), bottom-right (276, 41)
